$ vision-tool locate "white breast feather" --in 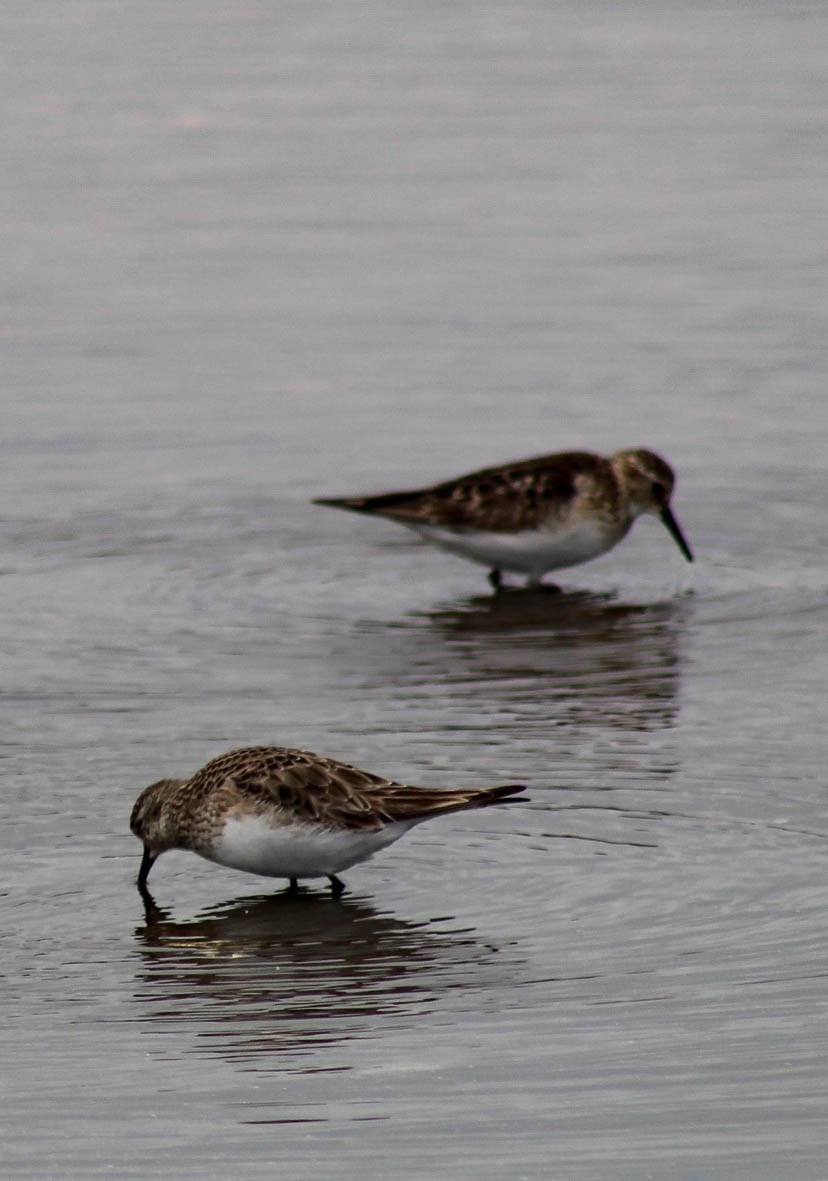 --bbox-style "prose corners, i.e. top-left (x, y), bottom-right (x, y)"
top-left (410, 521), bottom-right (619, 575)
top-left (211, 814), bottom-right (411, 879)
